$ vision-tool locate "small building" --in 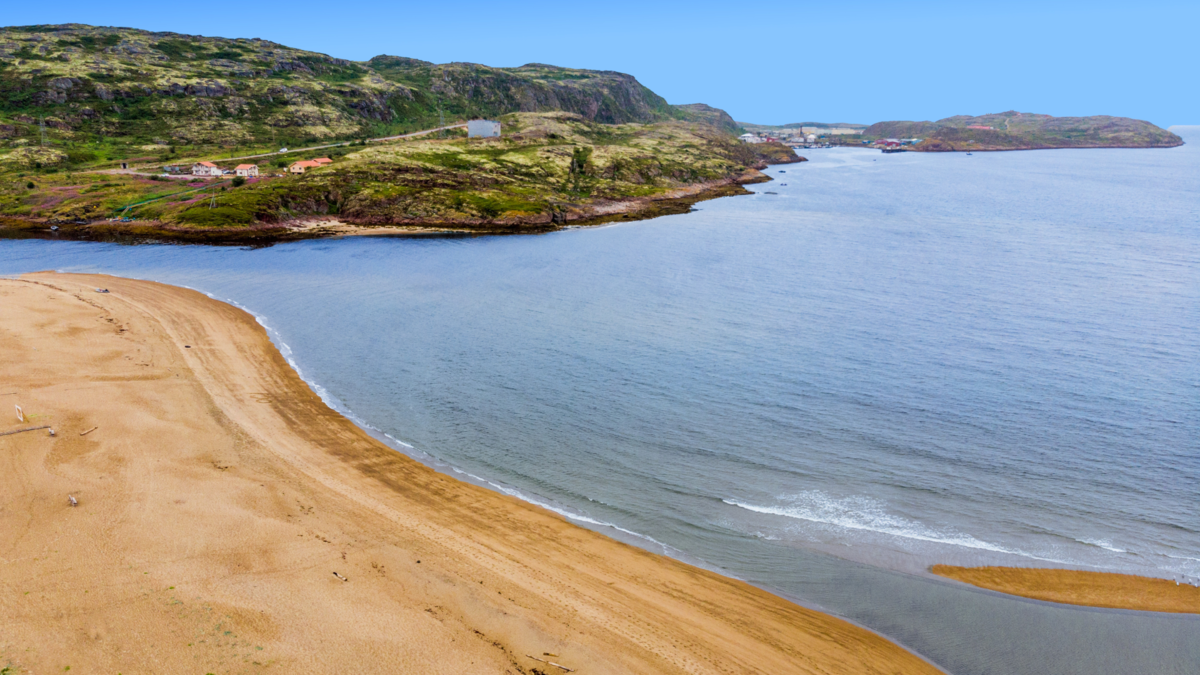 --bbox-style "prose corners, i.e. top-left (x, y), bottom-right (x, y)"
top-left (467, 119), bottom-right (501, 138)
top-left (235, 164), bottom-right (259, 177)
top-left (738, 133), bottom-right (764, 144)
top-left (312, 157), bottom-right (333, 165)
top-left (805, 133), bottom-right (817, 143)
top-left (289, 160), bottom-right (321, 174)
top-left (191, 161), bottom-right (221, 176)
